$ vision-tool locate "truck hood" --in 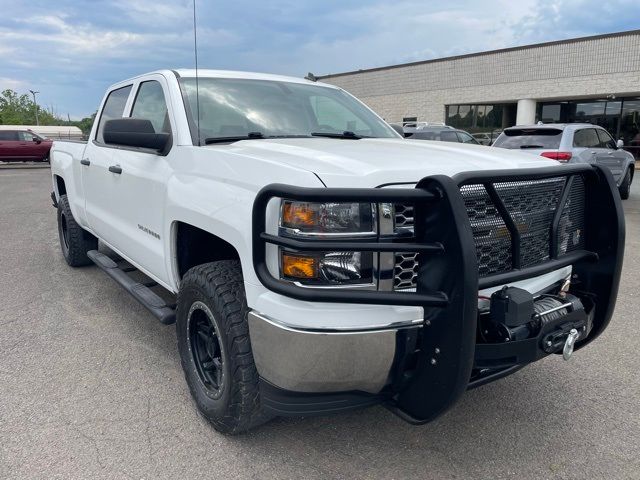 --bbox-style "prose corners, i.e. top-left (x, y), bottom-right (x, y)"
top-left (209, 137), bottom-right (558, 188)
